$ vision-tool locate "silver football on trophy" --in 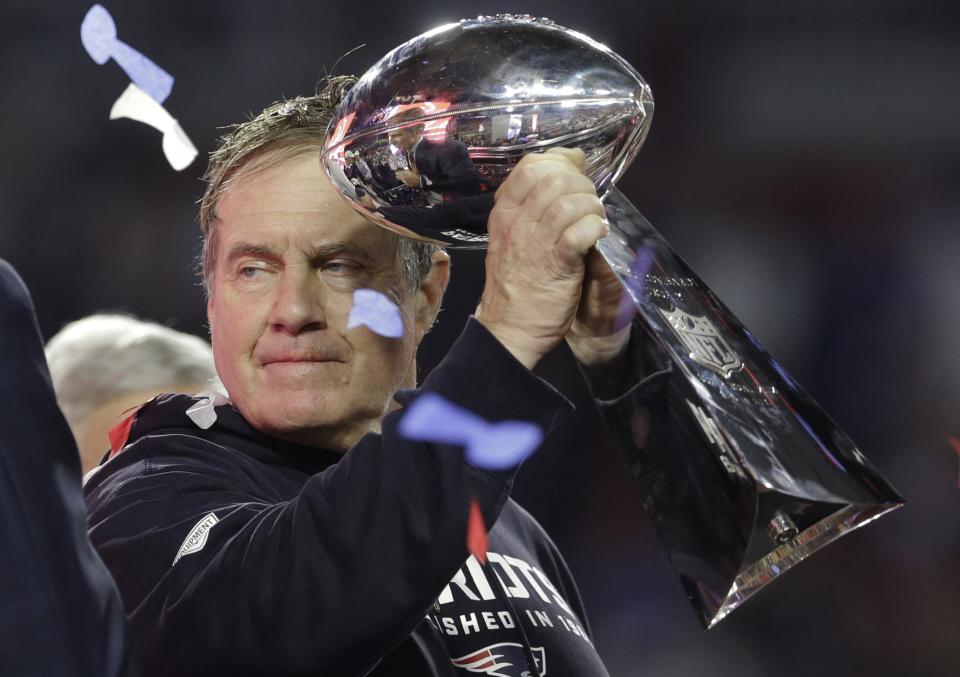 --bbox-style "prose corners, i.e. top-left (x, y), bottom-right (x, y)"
top-left (322, 14), bottom-right (653, 247)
